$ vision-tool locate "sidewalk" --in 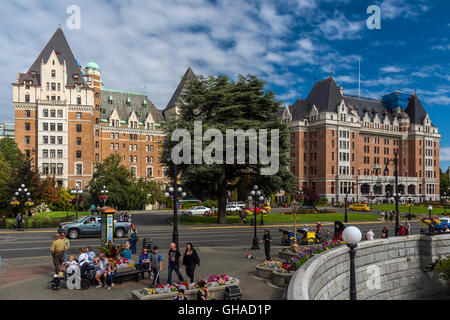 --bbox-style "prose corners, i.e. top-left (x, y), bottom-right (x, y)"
top-left (0, 246), bottom-right (284, 300)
